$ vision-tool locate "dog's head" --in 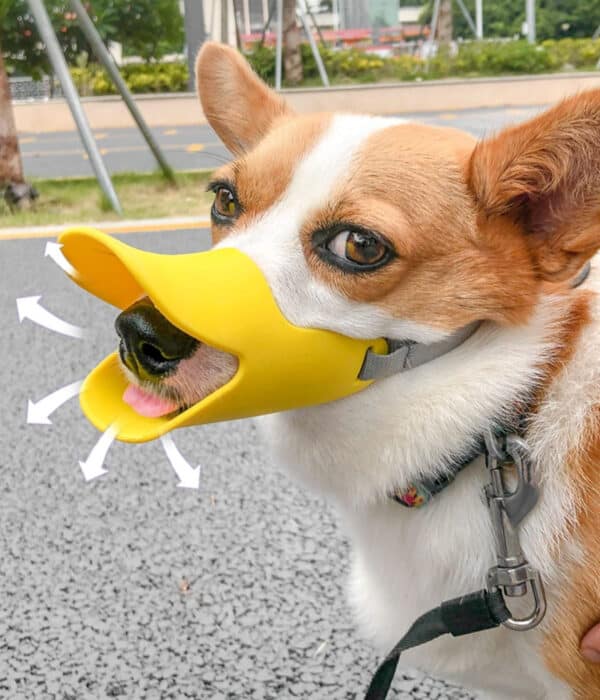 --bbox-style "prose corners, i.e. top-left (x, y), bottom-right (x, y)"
top-left (116, 43), bottom-right (600, 421)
